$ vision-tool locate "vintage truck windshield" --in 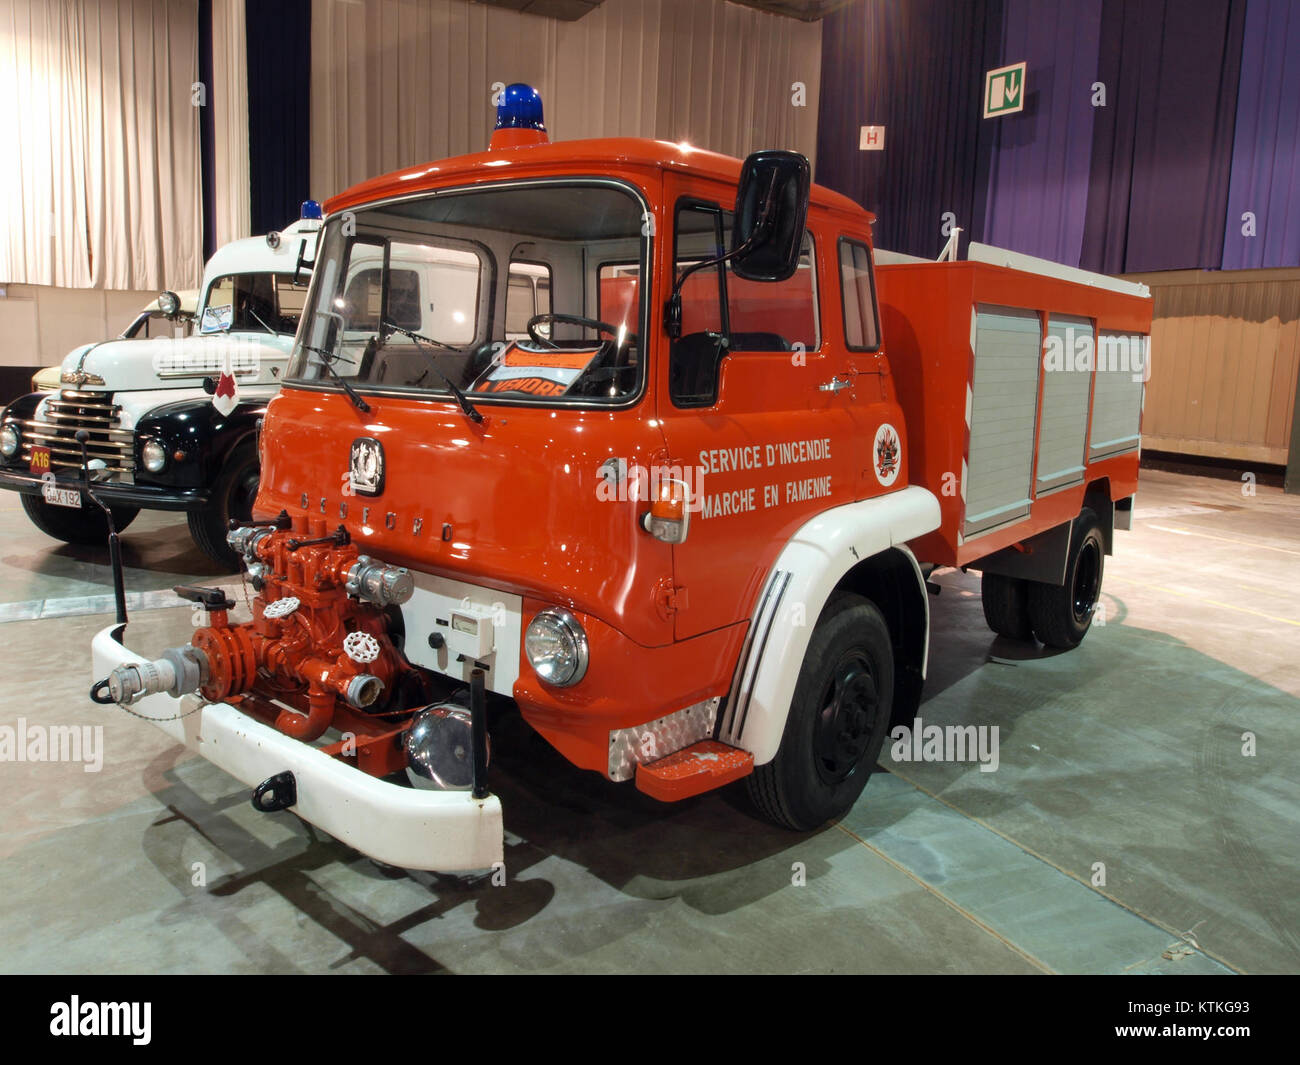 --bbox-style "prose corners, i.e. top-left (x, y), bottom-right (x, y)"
top-left (202, 272), bottom-right (309, 335)
top-left (287, 182), bottom-right (648, 404)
